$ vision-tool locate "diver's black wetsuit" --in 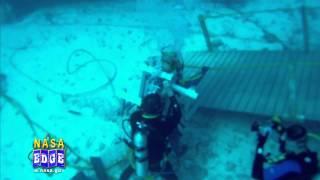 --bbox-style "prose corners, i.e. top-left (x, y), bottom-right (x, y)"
top-left (283, 151), bottom-right (318, 179)
top-left (252, 145), bottom-right (318, 180)
top-left (129, 96), bottom-right (181, 179)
